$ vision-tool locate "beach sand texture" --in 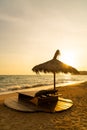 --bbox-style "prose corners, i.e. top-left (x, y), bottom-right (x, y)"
top-left (0, 82), bottom-right (87, 130)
